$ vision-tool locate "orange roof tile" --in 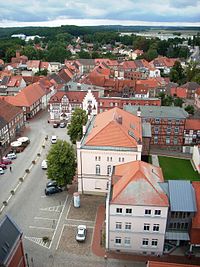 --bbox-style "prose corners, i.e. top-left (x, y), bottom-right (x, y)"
top-left (4, 82), bottom-right (45, 107)
top-left (185, 119), bottom-right (200, 130)
top-left (27, 60), bottom-right (40, 69)
top-left (111, 161), bottom-right (169, 206)
top-left (148, 261), bottom-right (200, 267)
top-left (170, 87), bottom-right (187, 98)
top-left (85, 107), bottom-right (142, 148)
